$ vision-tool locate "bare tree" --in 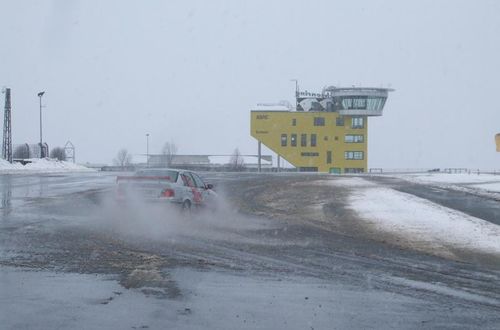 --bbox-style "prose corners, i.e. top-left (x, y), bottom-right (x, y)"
top-left (229, 148), bottom-right (245, 171)
top-left (113, 148), bottom-right (132, 168)
top-left (50, 147), bottom-right (67, 161)
top-left (161, 141), bottom-right (178, 167)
